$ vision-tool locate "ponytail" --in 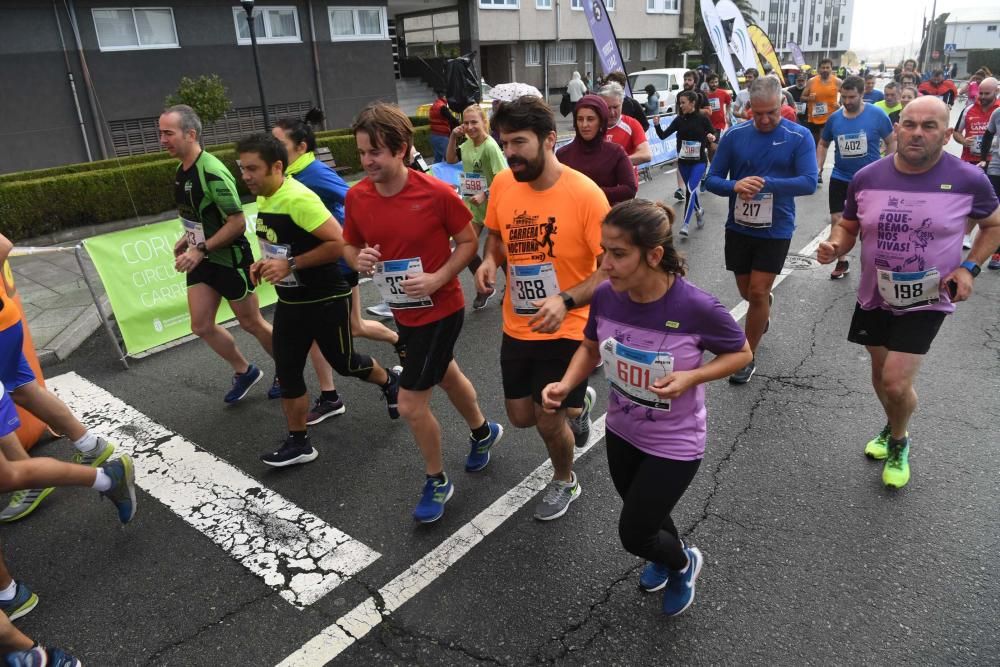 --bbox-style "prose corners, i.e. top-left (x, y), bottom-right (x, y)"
top-left (274, 107), bottom-right (324, 153)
